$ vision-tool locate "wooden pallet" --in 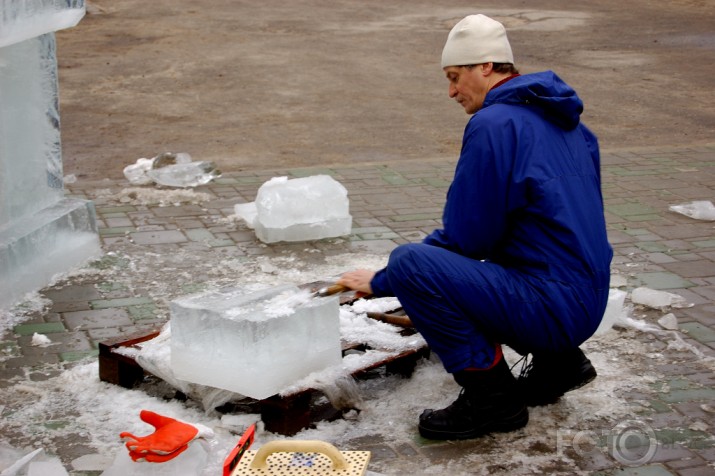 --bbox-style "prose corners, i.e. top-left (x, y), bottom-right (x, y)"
top-left (98, 283), bottom-right (428, 436)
